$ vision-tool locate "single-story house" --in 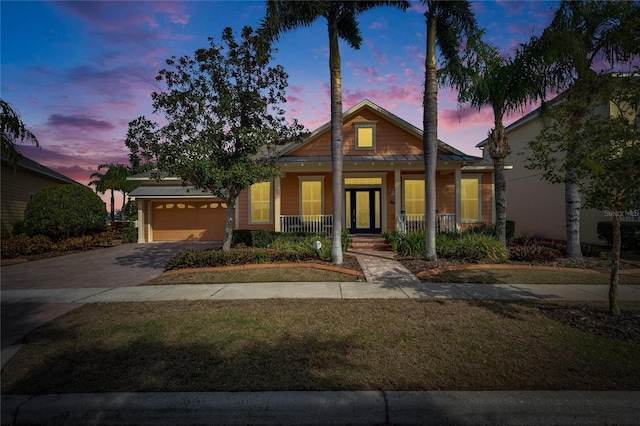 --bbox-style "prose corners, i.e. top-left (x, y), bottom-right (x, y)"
top-left (129, 99), bottom-right (496, 242)
top-left (475, 97), bottom-right (638, 245)
top-left (1, 154), bottom-right (82, 236)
